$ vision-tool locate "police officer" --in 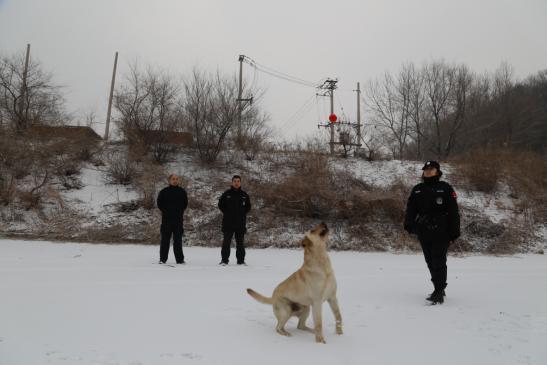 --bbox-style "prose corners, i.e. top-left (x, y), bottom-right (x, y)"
top-left (218, 175), bottom-right (251, 265)
top-left (156, 174), bottom-right (188, 264)
top-left (404, 161), bottom-right (460, 304)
